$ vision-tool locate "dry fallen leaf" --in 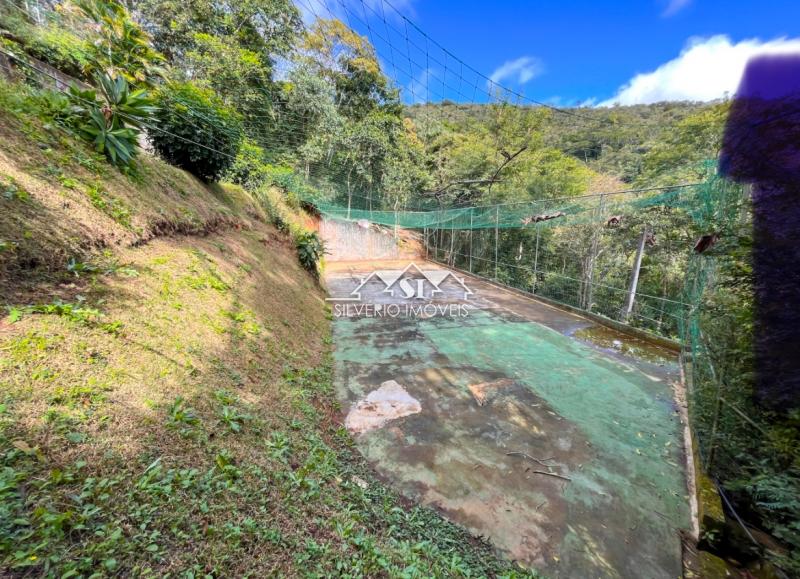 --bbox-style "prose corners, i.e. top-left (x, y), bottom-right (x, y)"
top-left (12, 440), bottom-right (33, 453)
